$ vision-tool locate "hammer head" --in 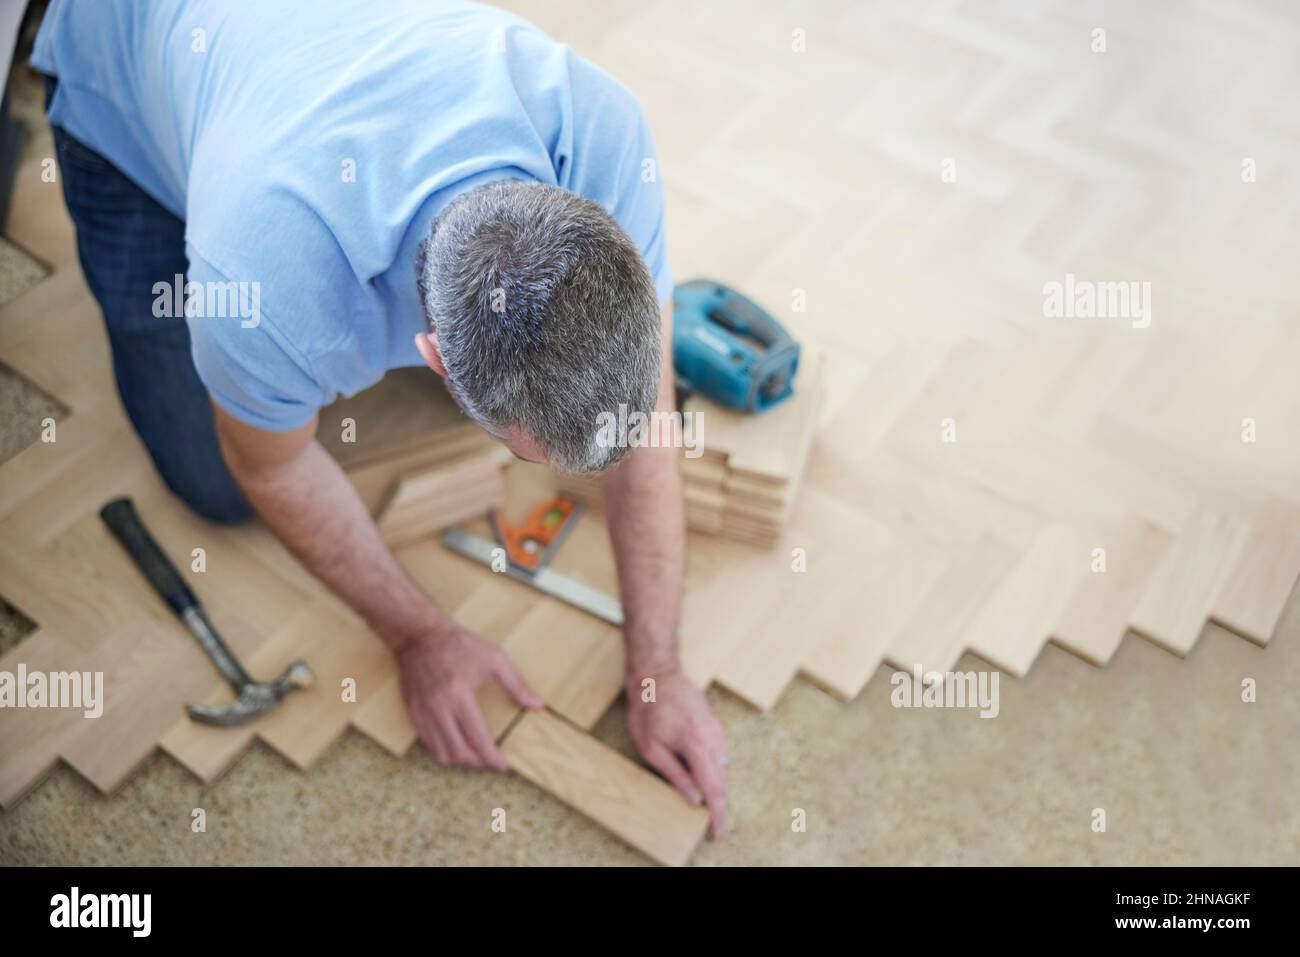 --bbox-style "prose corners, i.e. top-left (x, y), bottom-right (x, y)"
top-left (185, 660), bottom-right (314, 726)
